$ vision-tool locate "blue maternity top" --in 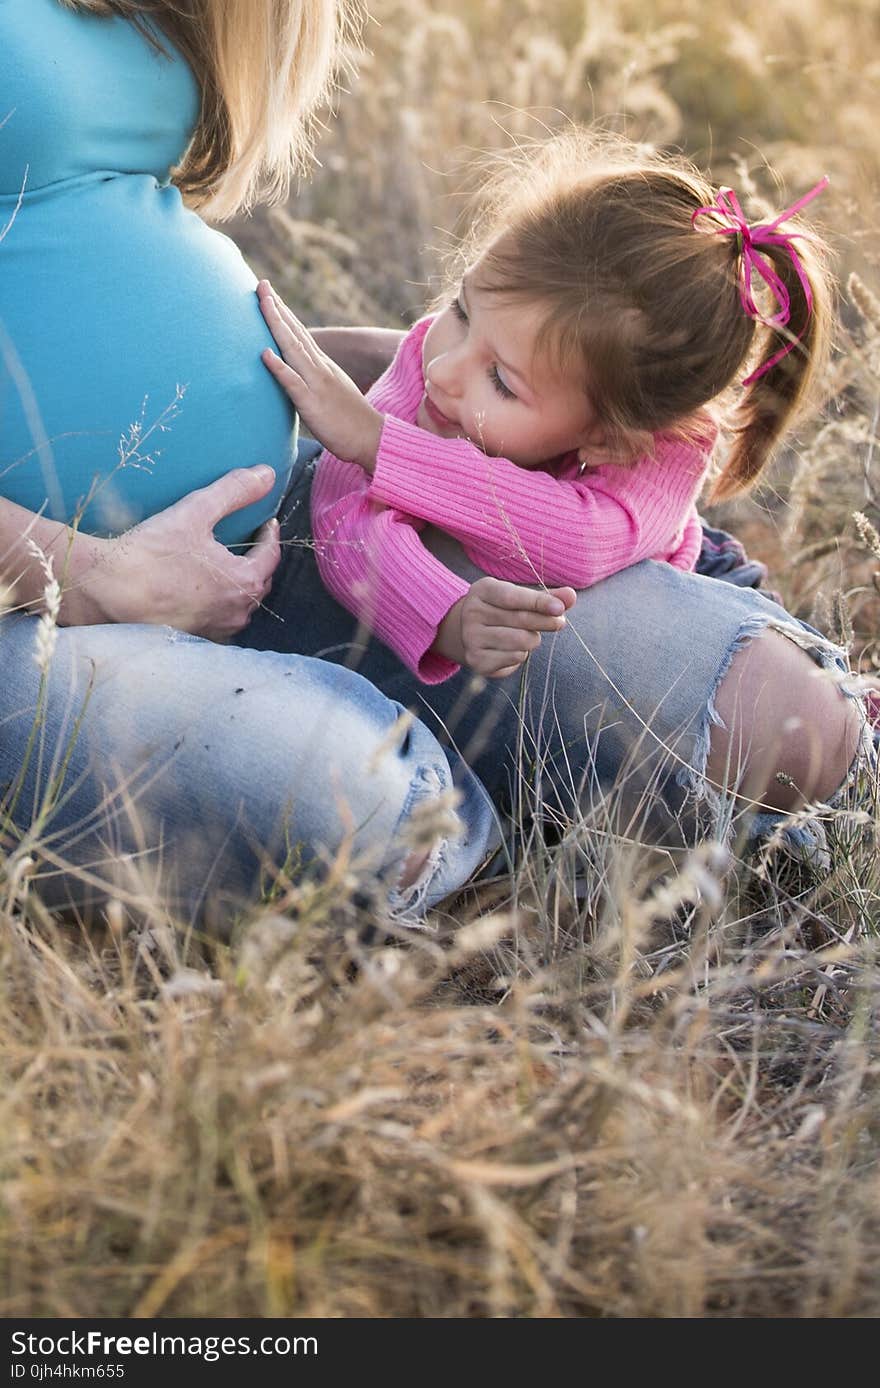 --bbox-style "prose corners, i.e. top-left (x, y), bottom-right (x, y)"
top-left (0, 0), bottom-right (296, 544)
